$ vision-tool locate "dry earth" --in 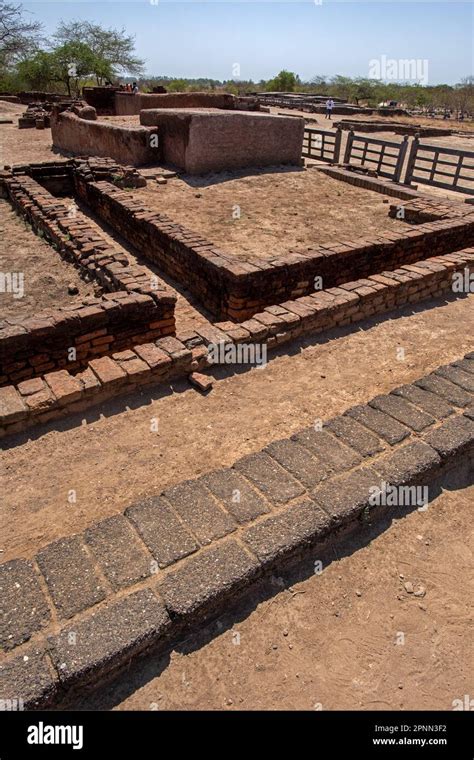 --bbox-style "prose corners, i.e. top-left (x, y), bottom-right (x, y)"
top-left (86, 479), bottom-right (471, 712)
top-left (0, 199), bottom-right (97, 319)
top-left (134, 168), bottom-right (408, 261)
top-left (1, 292), bottom-right (472, 562)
